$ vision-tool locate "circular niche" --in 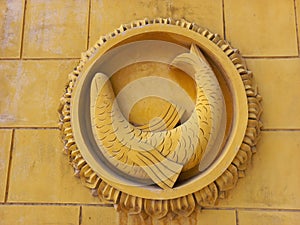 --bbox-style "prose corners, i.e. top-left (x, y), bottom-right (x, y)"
top-left (59, 18), bottom-right (262, 218)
